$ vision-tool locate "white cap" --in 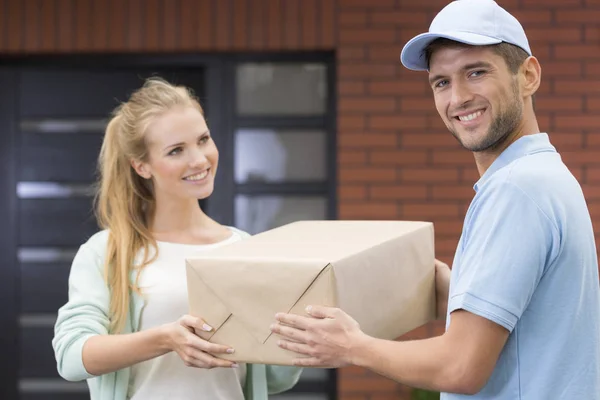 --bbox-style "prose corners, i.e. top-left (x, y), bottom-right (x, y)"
top-left (400, 0), bottom-right (532, 71)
